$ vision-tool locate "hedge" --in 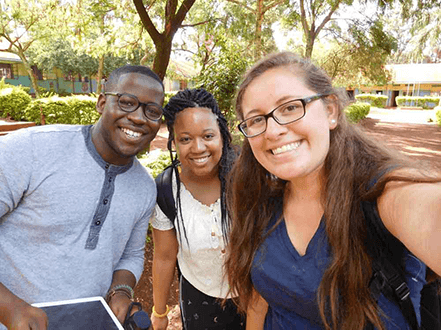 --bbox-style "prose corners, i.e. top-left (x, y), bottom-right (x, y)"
top-left (24, 95), bottom-right (99, 125)
top-left (345, 102), bottom-right (371, 123)
top-left (355, 94), bottom-right (388, 108)
top-left (139, 149), bottom-right (173, 178)
top-left (435, 106), bottom-right (441, 127)
top-left (0, 87), bottom-right (32, 120)
top-left (395, 96), bottom-right (441, 109)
